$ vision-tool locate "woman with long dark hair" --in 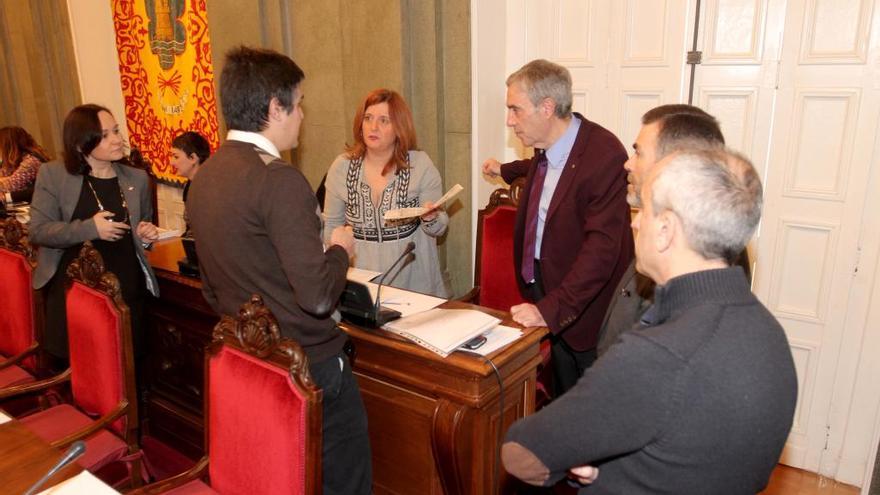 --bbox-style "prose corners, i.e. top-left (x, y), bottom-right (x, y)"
top-left (29, 104), bottom-right (159, 365)
top-left (0, 126), bottom-right (50, 202)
